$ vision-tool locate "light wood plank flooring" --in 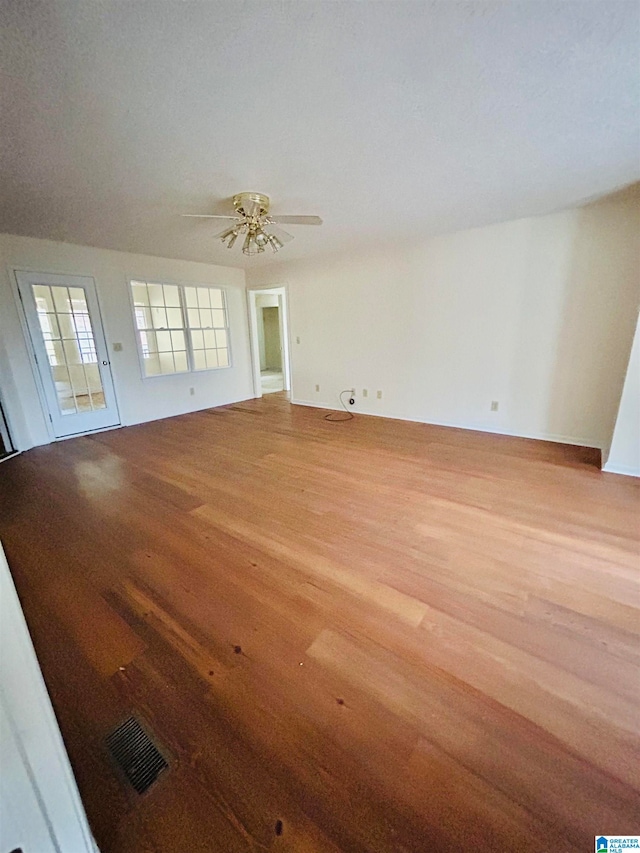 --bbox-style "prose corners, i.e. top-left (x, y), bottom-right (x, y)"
top-left (0, 393), bottom-right (638, 852)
